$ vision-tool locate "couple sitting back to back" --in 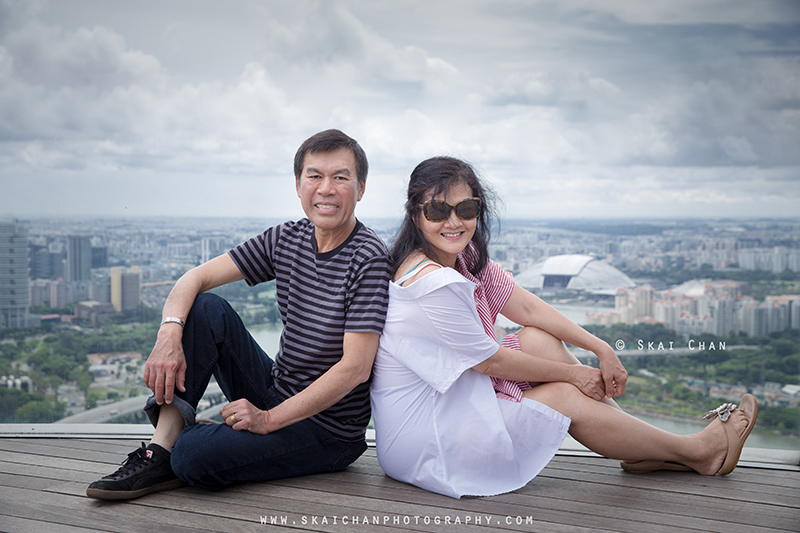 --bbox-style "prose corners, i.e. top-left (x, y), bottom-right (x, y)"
top-left (87, 130), bottom-right (757, 501)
